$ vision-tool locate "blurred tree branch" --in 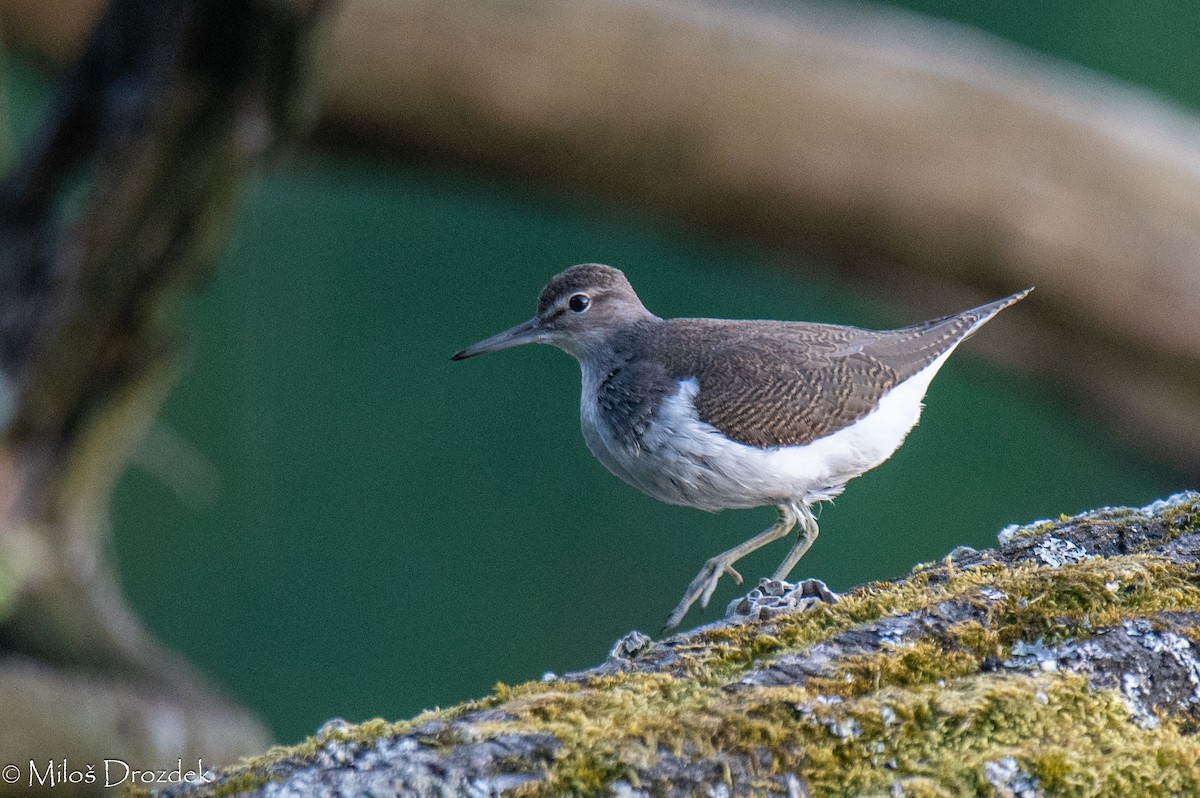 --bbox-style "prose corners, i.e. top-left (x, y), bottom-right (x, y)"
top-left (5, 0), bottom-right (1200, 474)
top-left (0, 0), bottom-right (326, 789)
